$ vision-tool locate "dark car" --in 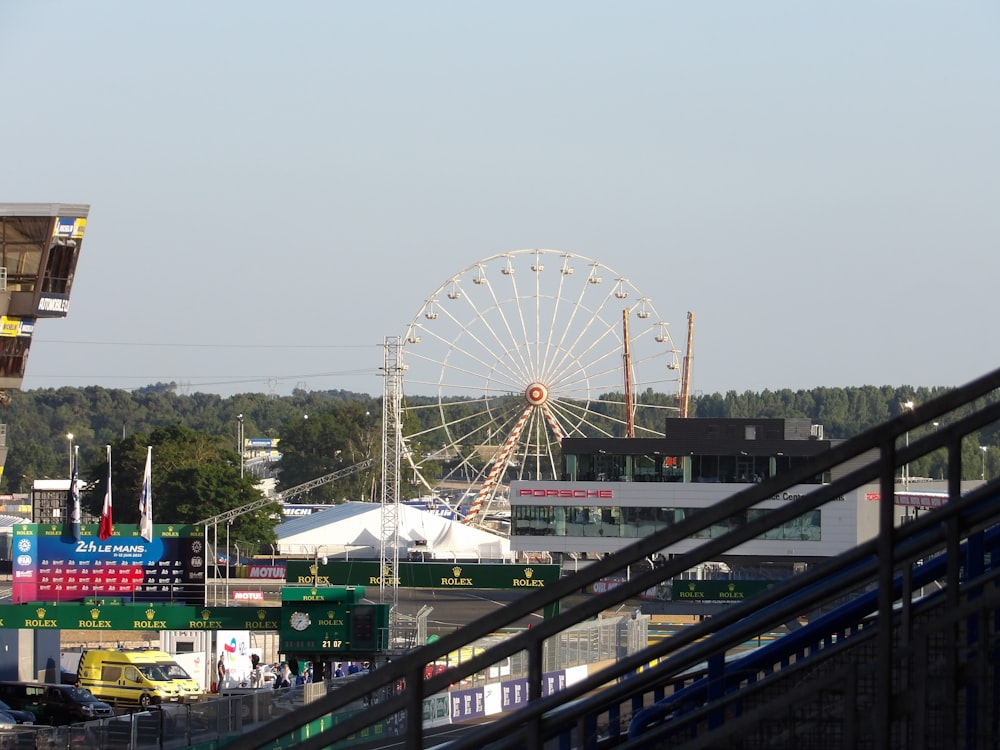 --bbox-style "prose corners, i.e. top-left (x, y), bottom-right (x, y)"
top-left (39, 684), bottom-right (114, 725)
top-left (0, 699), bottom-right (33, 725)
top-left (0, 682), bottom-right (115, 727)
